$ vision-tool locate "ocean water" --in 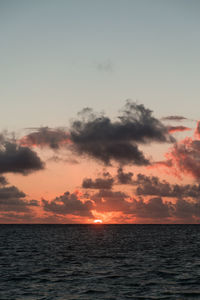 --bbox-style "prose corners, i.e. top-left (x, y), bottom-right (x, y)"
top-left (1, 225), bottom-right (200, 300)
